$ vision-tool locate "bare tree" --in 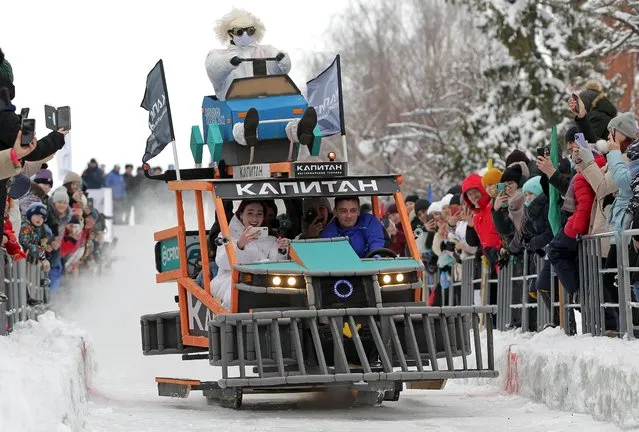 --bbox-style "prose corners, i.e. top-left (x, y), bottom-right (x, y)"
top-left (305, 0), bottom-right (498, 196)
